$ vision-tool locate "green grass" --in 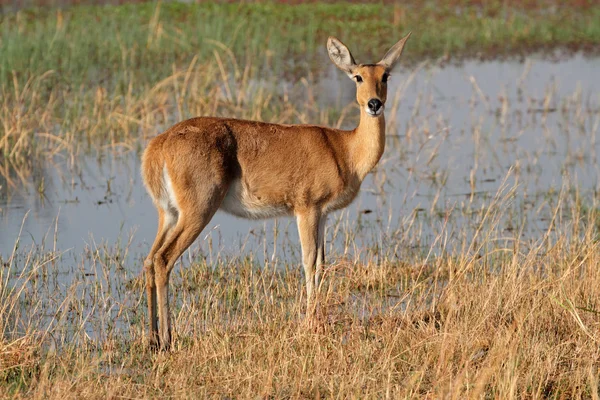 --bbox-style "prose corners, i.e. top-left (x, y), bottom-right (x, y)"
top-left (1, 0), bottom-right (598, 183)
top-left (1, 1), bottom-right (599, 93)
